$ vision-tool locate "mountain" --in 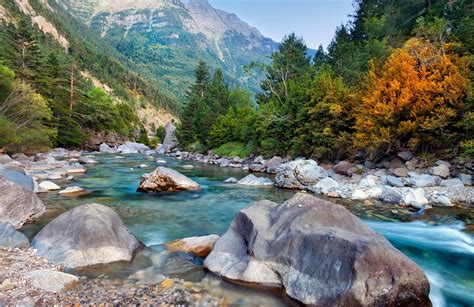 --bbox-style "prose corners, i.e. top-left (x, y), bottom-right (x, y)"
top-left (56, 0), bottom-right (279, 99)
